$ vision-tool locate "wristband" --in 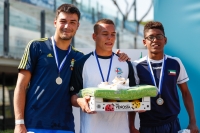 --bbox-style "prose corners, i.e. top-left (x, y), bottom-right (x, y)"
top-left (15, 119), bottom-right (24, 125)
